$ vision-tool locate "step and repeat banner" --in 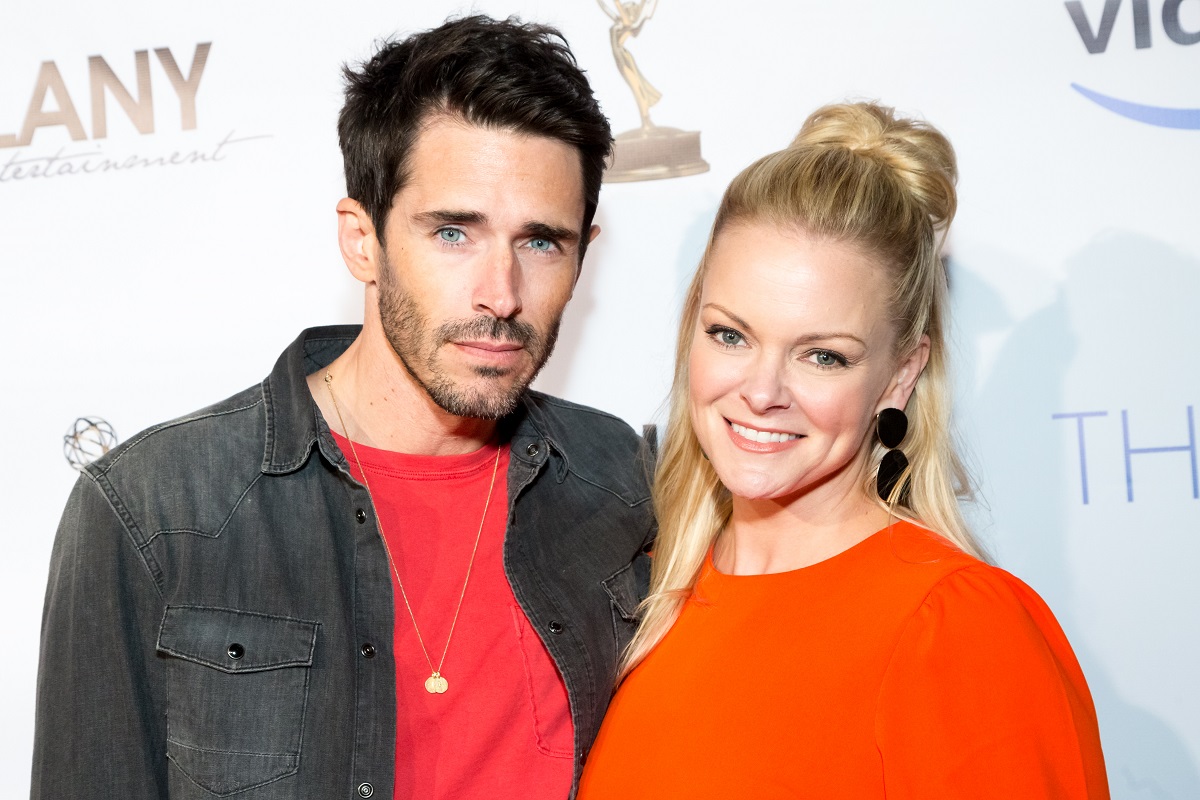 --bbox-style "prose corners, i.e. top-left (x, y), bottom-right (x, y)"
top-left (1, 1), bottom-right (1197, 796)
